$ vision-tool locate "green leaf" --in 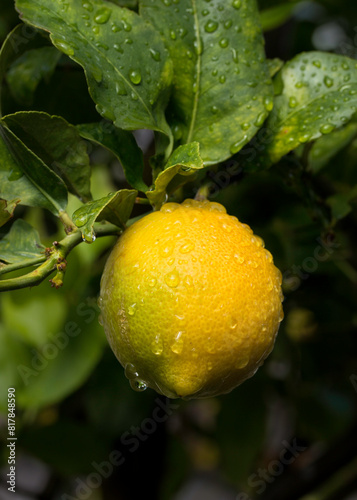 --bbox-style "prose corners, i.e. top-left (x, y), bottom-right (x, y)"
top-left (327, 186), bottom-right (357, 221)
top-left (0, 198), bottom-right (20, 228)
top-left (0, 123), bottom-right (68, 215)
top-left (308, 122), bottom-right (357, 174)
top-left (265, 52), bottom-right (357, 165)
top-left (260, 3), bottom-right (297, 32)
top-left (108, 0), bottom-right (138, 8)
top-left (0, 219), bottom-right (45, 264)
top-left (267, 57), bottom-right (284, 78)
top-left (146, 142), bottom-right (204, 209)
top-left (72, 189), bottom-right (137, 242)
top-left (6, 46), bottom-right (61, 106)
top-left (140, 0), bottom-right (273, 165)
top-left (15, 308), bottom-right (106, 410)
top-left (15, 0), bottom-right (173, 138)
top-left (77, 122), bottom-right (147, 192)
top-left (0, 24), bottom-right (51, 116)
top-left (2, 292), bottom-right (67, 347)
top-left (3, 111), bottom-right (91, 202)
